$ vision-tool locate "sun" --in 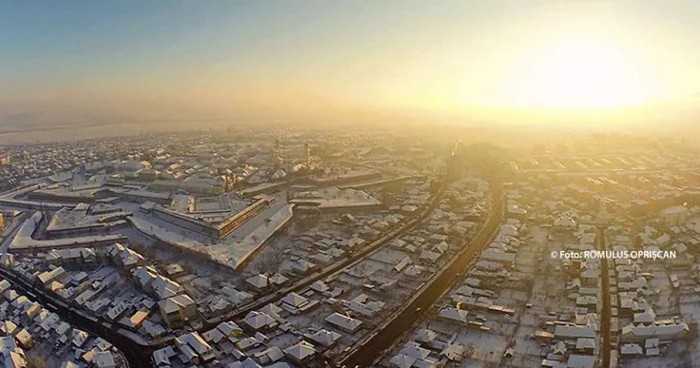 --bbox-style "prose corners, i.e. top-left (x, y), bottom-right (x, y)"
top-left (511, 37), bottom-right (652, 110)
